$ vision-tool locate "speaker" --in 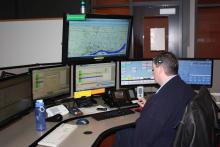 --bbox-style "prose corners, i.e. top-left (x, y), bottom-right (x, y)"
top-left (137, 86), bottom-right (144, 98)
